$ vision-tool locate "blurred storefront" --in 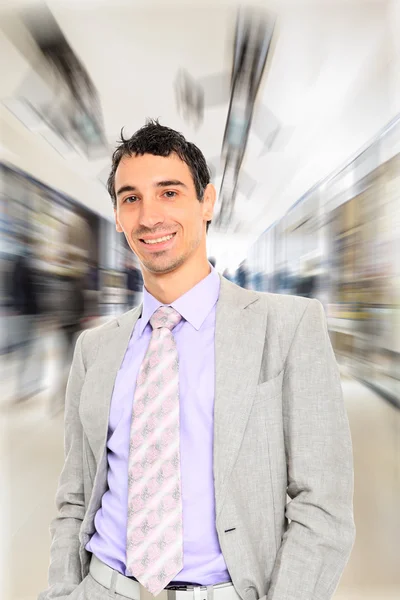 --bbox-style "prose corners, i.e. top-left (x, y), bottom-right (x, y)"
top-left (0, 162), bottom-right (130, 351)
top-left (248, 115), bottom-right (400, 407)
